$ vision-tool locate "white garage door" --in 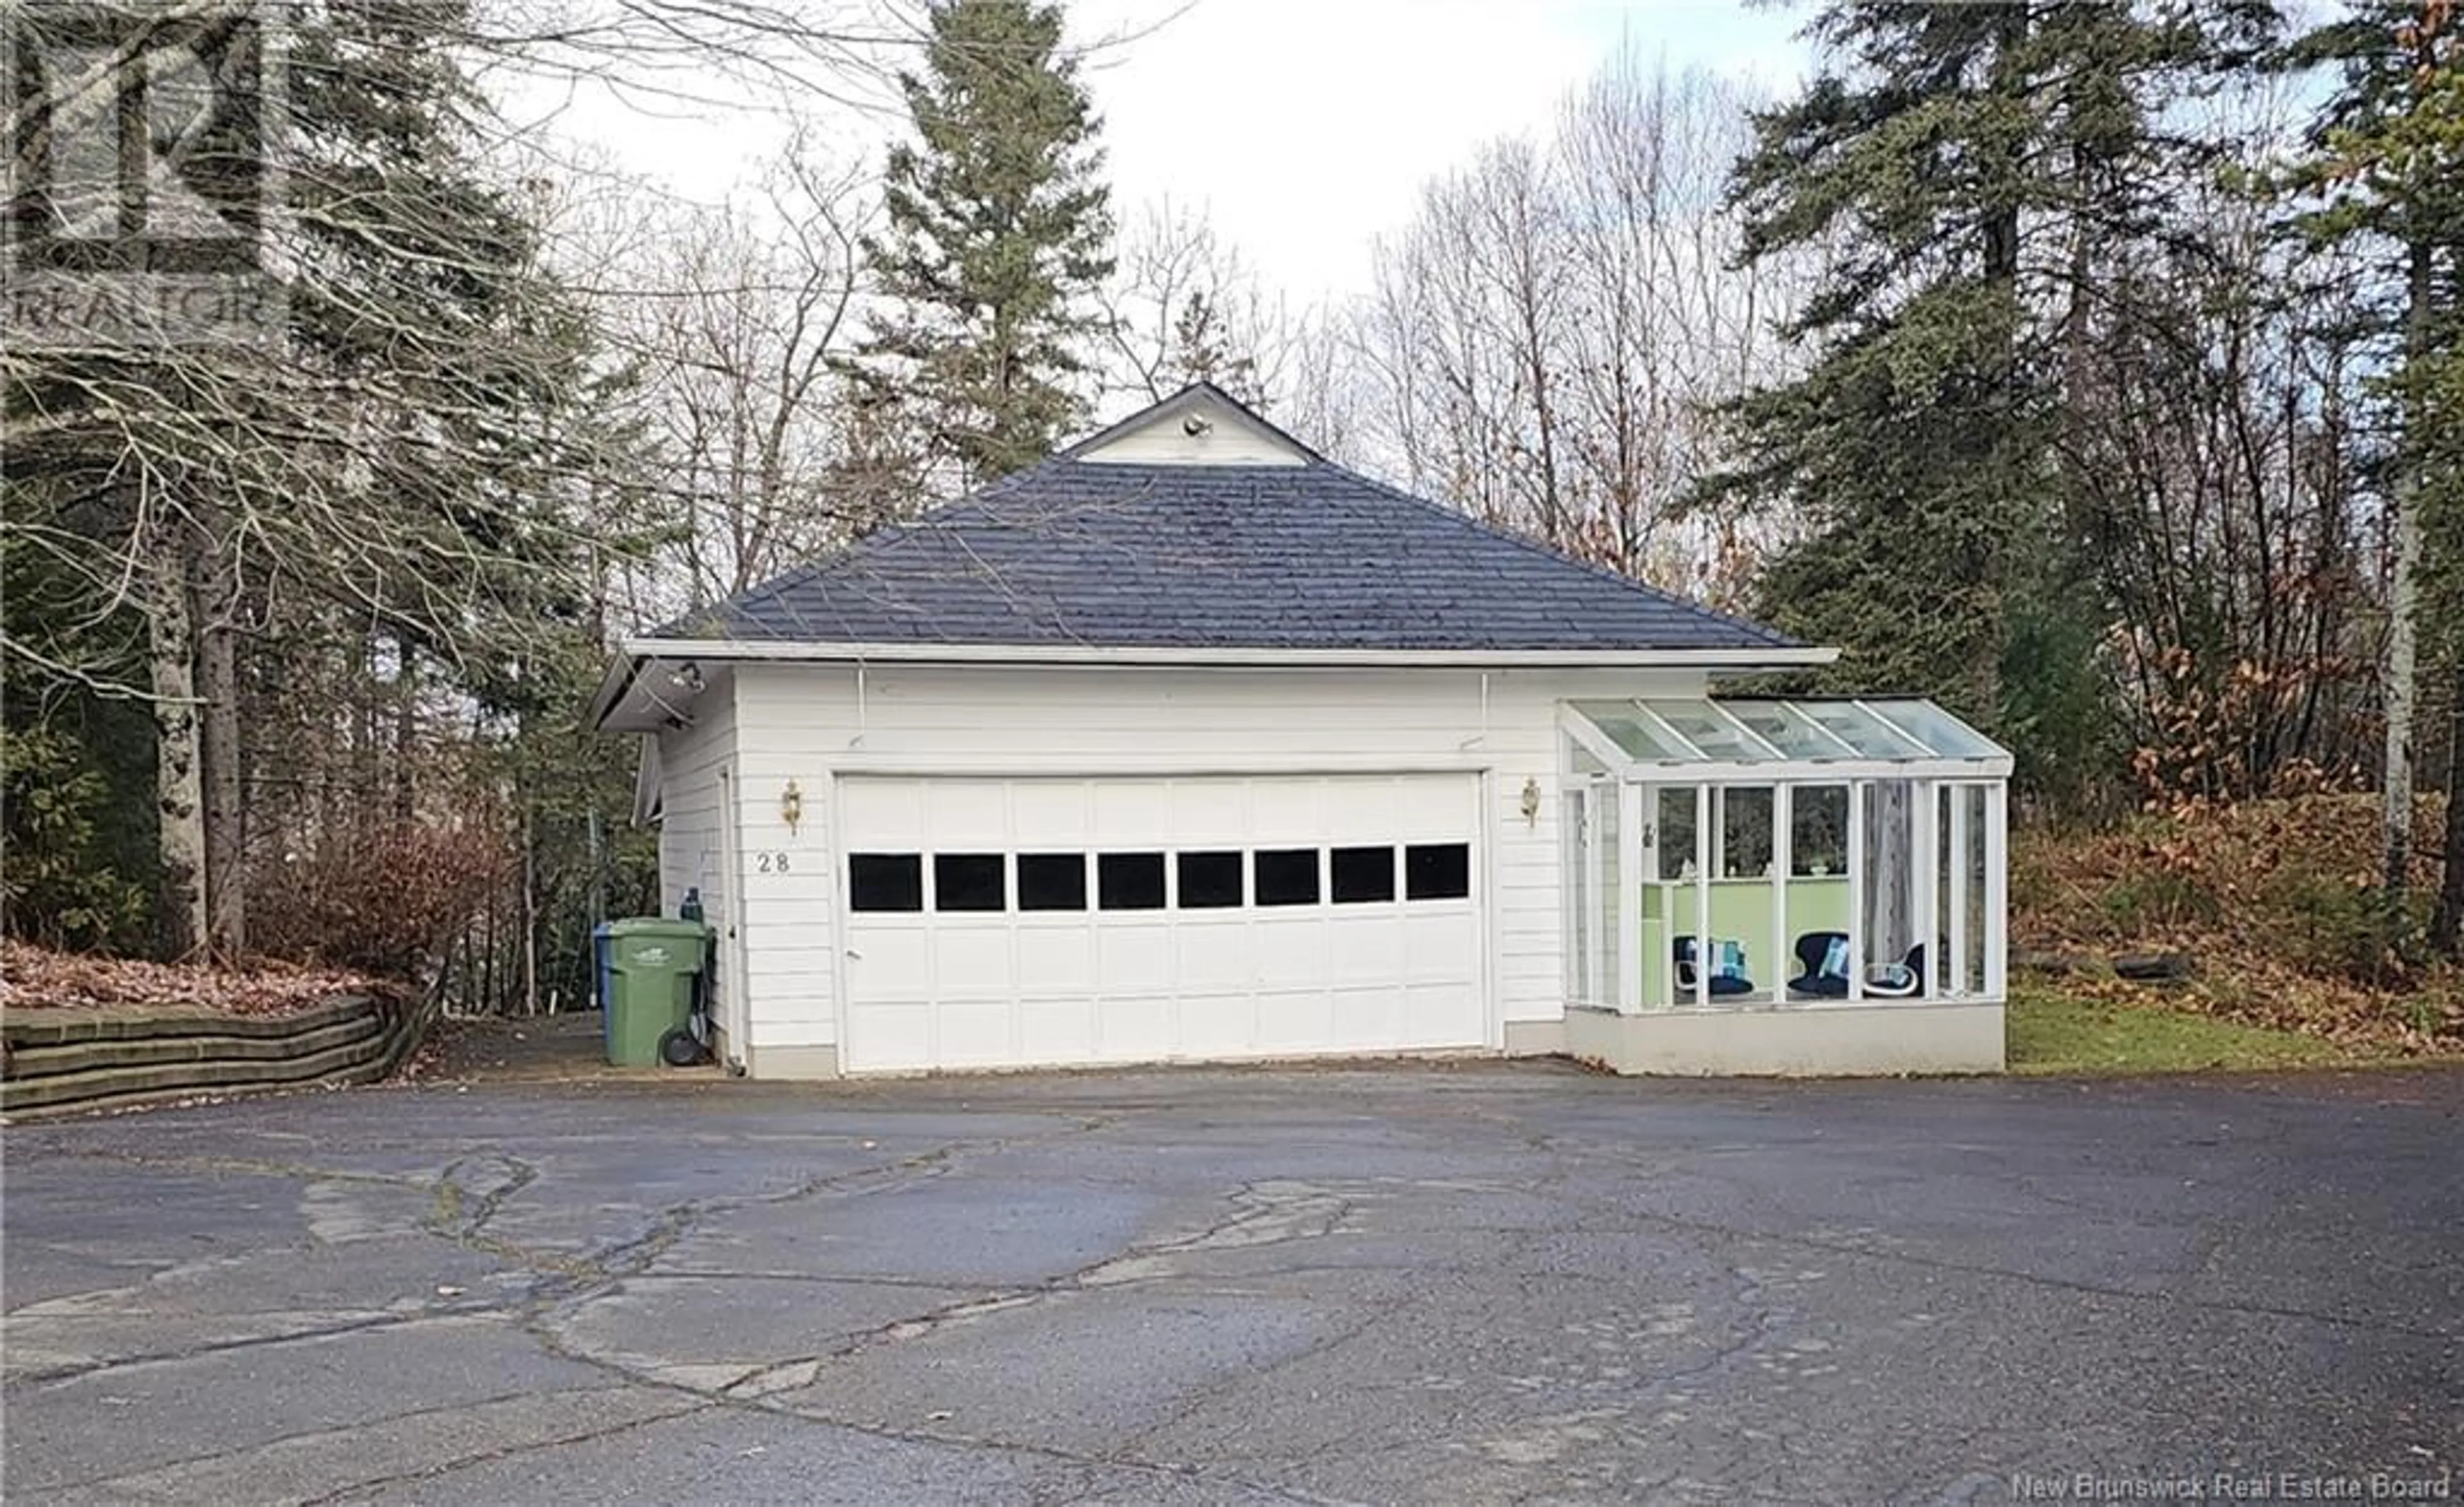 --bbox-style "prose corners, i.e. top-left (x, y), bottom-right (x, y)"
top-left (837, 774), bottom-right (1486, 1073)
